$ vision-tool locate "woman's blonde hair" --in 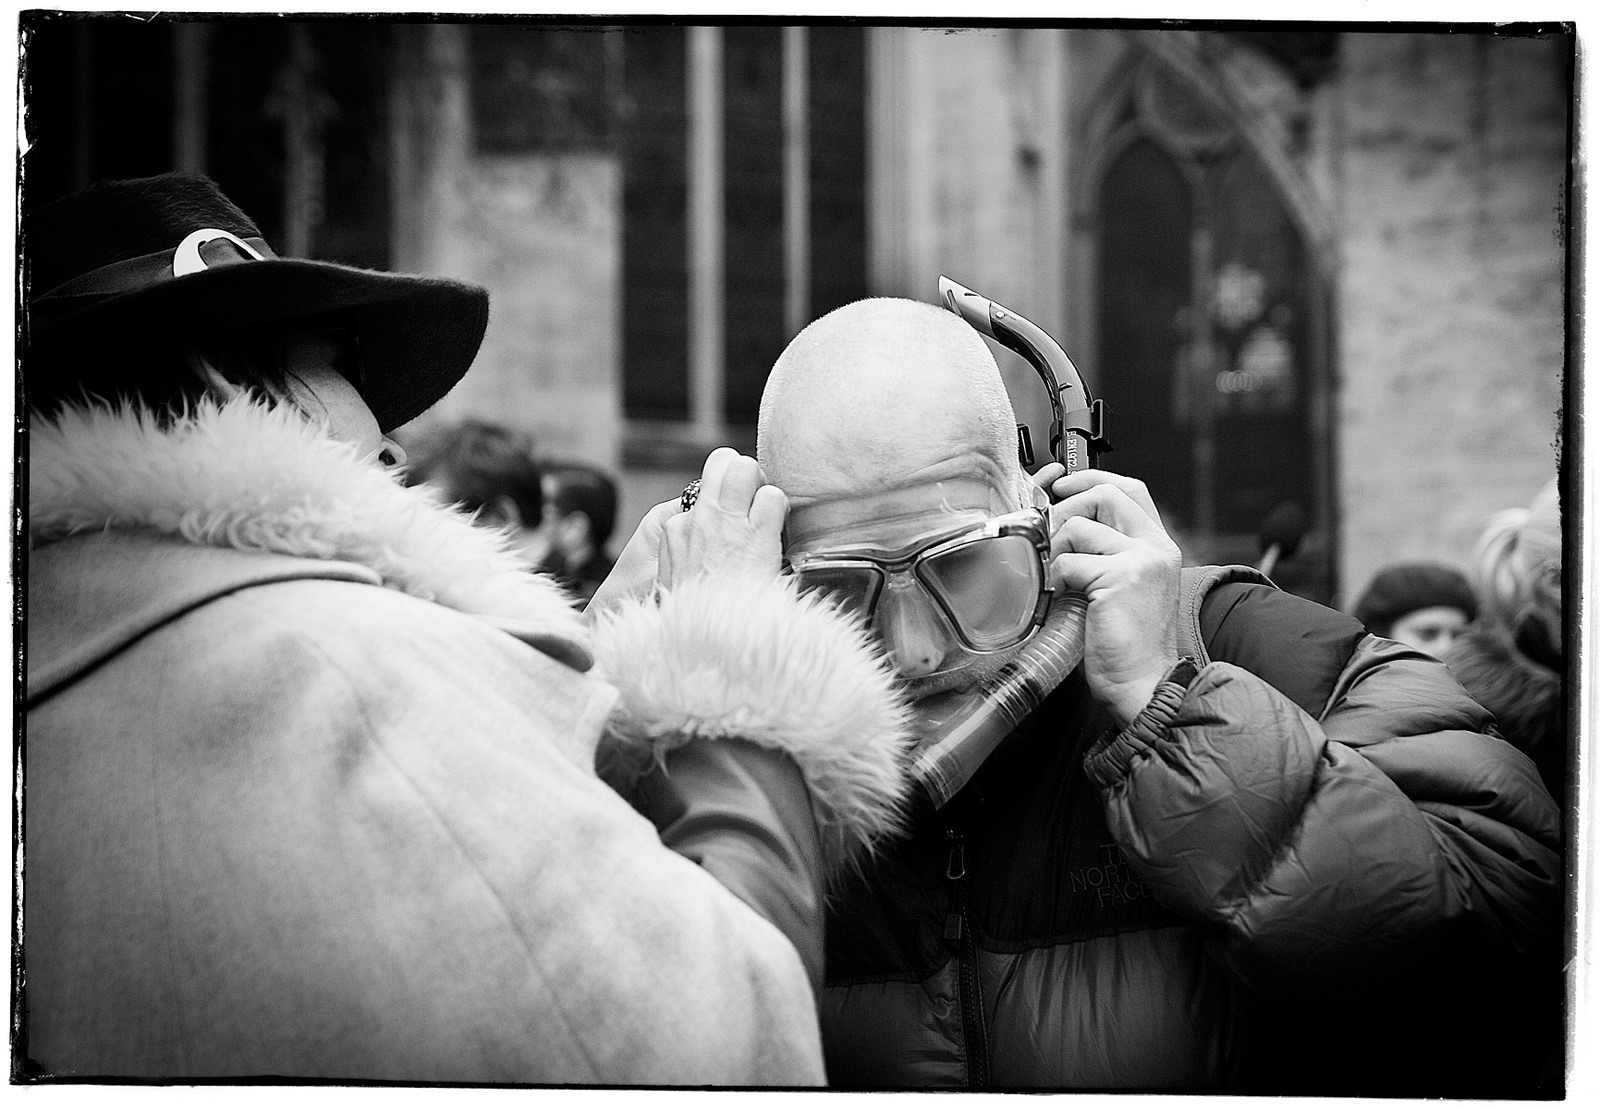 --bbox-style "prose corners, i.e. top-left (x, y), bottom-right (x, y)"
top-left (1472, 480), bottom-right (1561, 670)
